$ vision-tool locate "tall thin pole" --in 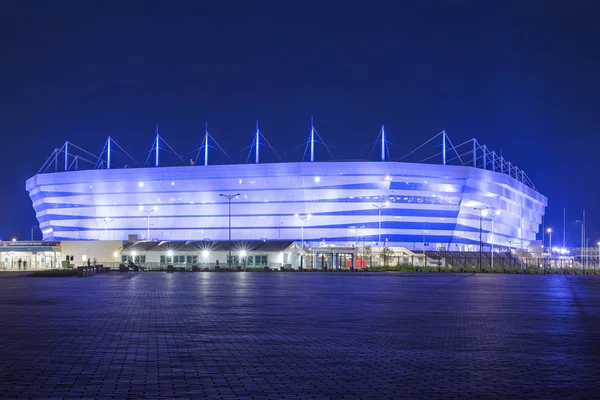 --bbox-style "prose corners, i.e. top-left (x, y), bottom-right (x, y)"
top-left (491, 217), bottom-right (494, 269)
top-left (378, 208), bottom-right (382, 244)
top-left (155, 124), bottom-right (160, 167)
top-left (519, 203), bottom-right (523, 249)
top-left (372, 204), bottom-right (387, 246)
top-left (255, 120), bottom-right (260, 164)
top-left (64, 142), bottom-right (68, 171)
top-left (107, 137), bottom-right (111, 169)
top-left (204, 123), bottom-right (209, 166)
top-left (479, 212), bottom-right (483, 270)
top-left (563, 208), bottom-right (566, 248)
top-left (381, 125), bottom-right (386, 162)
top-left (541, 214), bottom-right (544, 250)
top-left (581, 220), bottom-right (584, 269)
top-left (472, 140), bottom-right (477, 167)
top-left (147, 214), bottom-right (150, 240)
top-left (442, 130), bottom-right (446, 165)
top-left (310, 116), bottom-right (315, 162)
top-left (581, 208), bottom-right (587, 269)
top-left (219, 193), bottom-right (240, 268)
